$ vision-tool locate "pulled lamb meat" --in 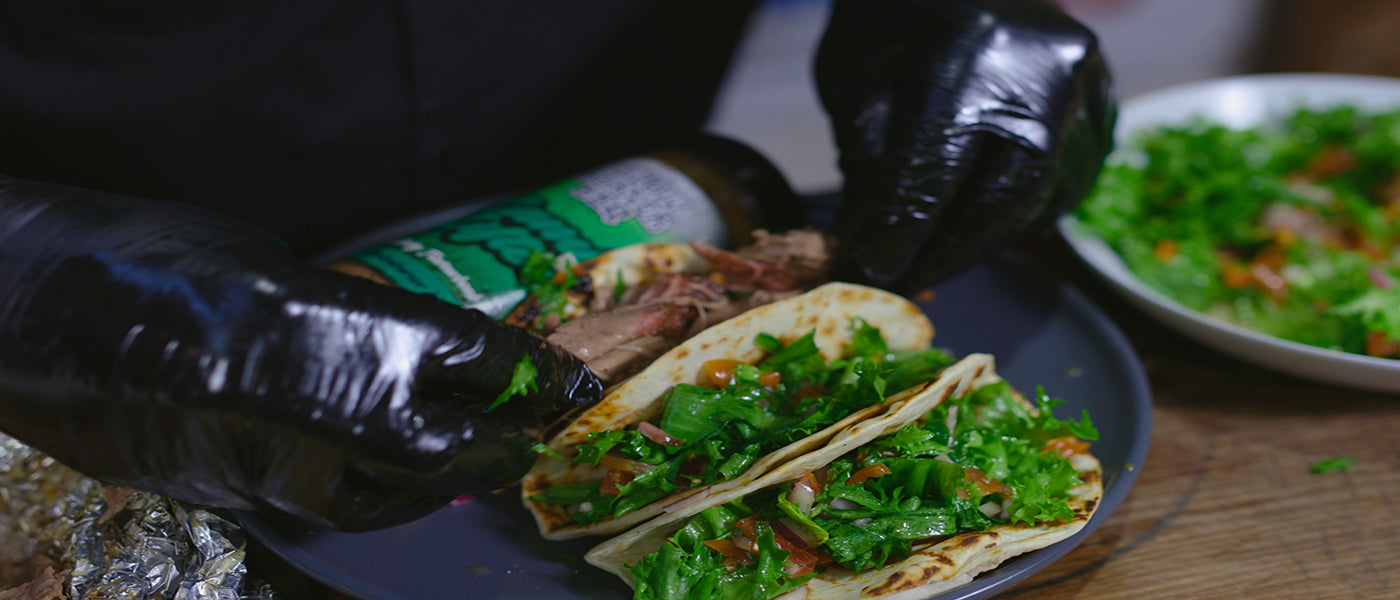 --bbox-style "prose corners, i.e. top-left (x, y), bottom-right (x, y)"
top-left (544, 301), bottom-right (696, 361)
top-left (547, 229), bottom-right (835, 382)
top-left (693, 228), bottom-right (832, 292)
